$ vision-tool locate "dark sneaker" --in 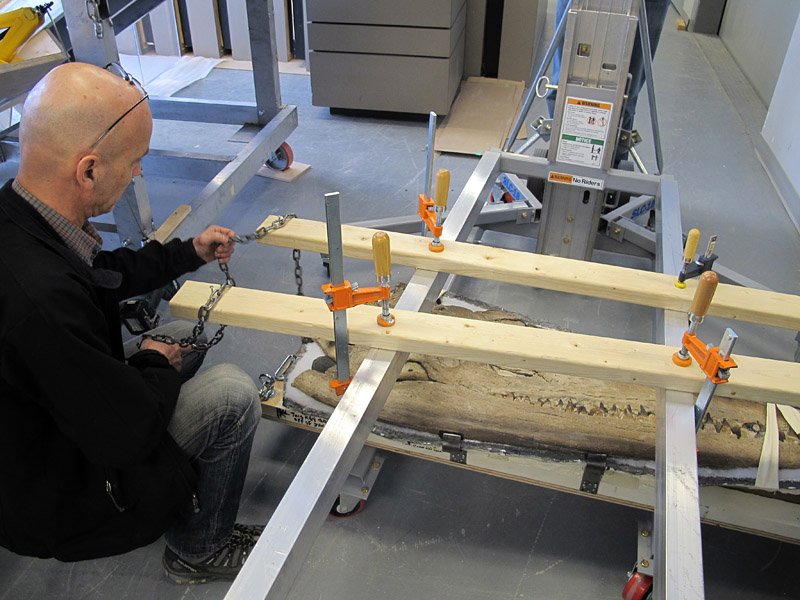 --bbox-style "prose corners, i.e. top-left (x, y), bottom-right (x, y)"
top-left (163, 523), bottom-right (265, 584)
